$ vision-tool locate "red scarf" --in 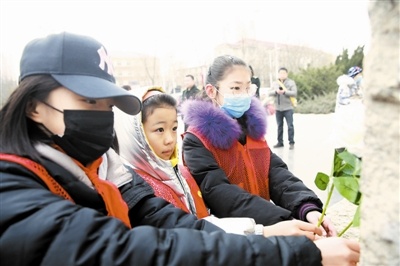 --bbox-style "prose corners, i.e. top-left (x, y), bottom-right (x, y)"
top-left (0, 153), bottom-right (131, 228)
